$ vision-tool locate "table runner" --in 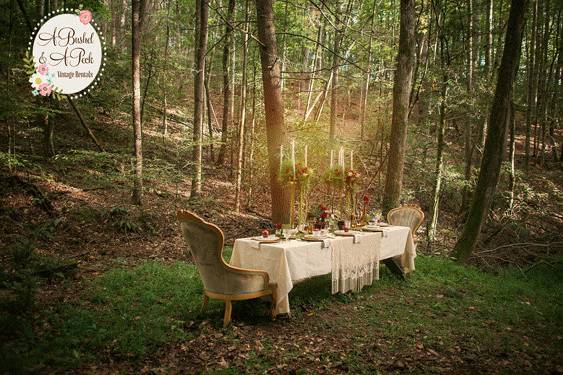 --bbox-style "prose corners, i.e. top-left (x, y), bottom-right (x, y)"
top-left (330, 233), bottom-right (380, 294)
